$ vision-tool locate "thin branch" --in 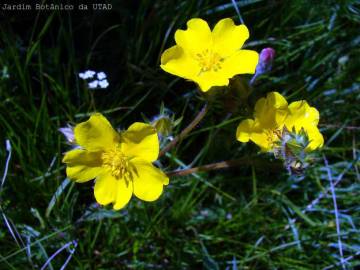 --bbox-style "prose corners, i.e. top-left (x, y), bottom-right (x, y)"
top-left (323, 154), bottom-right (345, 270)
top-left (159, 102), bottom-right (208, 157)
top-left (231, 0), bottom-right (245, 24)
top-left (60, 240), bottom-right (78, 270)
top-left (284, 156), bottom-right (358, 232)
top-left (302, 158), bottom-right (356, 214)
top-left (323, 251), bottom-right (360, 270)
top-left (319, 124), bottom-right (360, 130)
top-left (1, 140), bottom-right (12, 189)
top-left (1, 211), bottom-right (21, 248)
top-left (40, 240), bottom-right (77, 270)
top-left (166, 158), bottom-right (281, 177)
